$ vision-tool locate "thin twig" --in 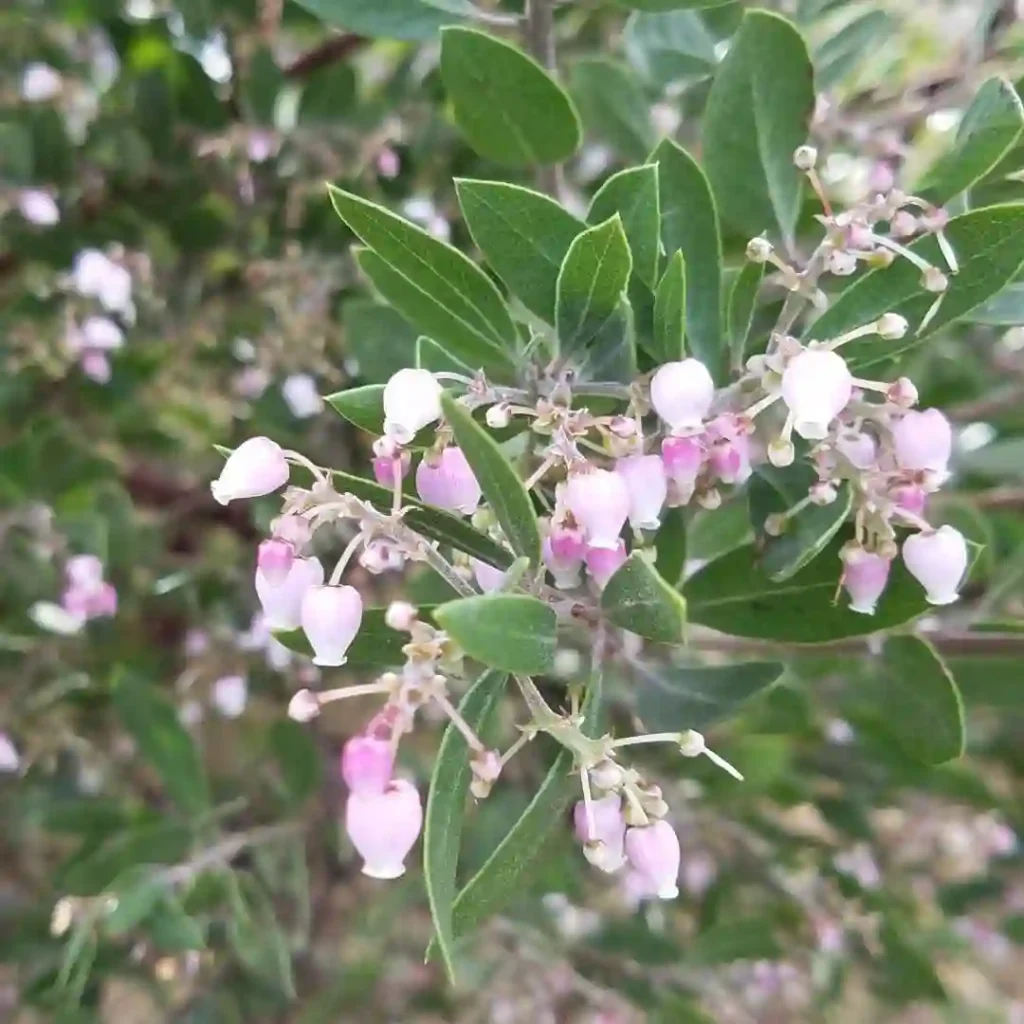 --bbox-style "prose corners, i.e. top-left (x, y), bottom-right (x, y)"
top-left (523, 0), bottom-right (565, 200)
